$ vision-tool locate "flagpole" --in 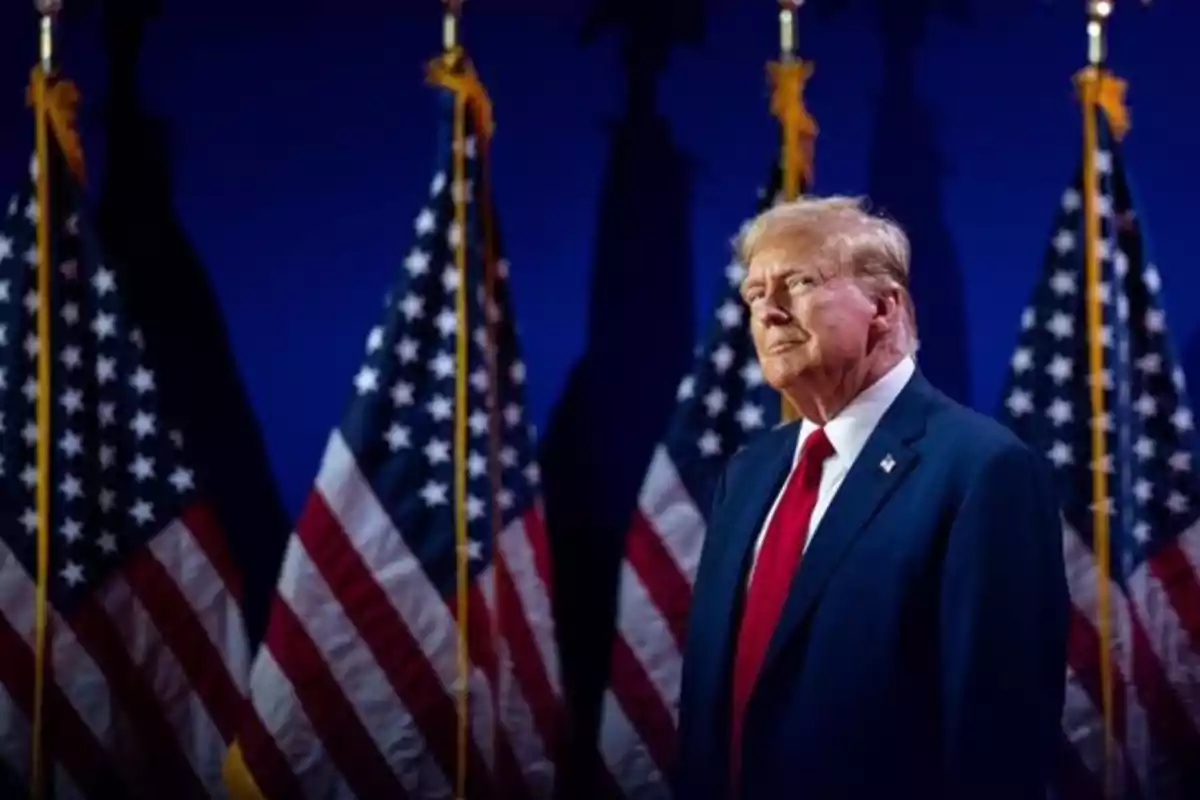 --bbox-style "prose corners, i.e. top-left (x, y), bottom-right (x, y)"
top-left (442, 1), bottom-right (473, 797)
top-left (30, 3), bottom-right (61, 798)
top-left (1079, 1), bottom-right (1116, 795)
top-left (770, 0), bottom-right (816, 423)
